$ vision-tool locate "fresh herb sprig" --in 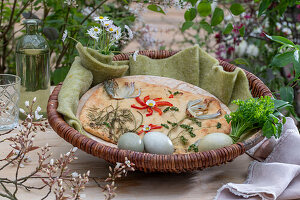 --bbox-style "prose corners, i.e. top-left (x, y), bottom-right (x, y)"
top-left (188, 144), bottom-right (198, 152)
top-left (180, 124), bottom-right (196, 137)
top-left (163, 106), bottom-right (179, 113)
top-left (225, 96), bottom-right (288, 143)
